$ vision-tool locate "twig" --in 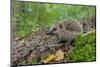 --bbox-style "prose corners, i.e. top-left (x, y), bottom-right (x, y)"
top-left (83, 29), bottom-right (95, 36)
top-left (13, 39), bottom-right (25, 50)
